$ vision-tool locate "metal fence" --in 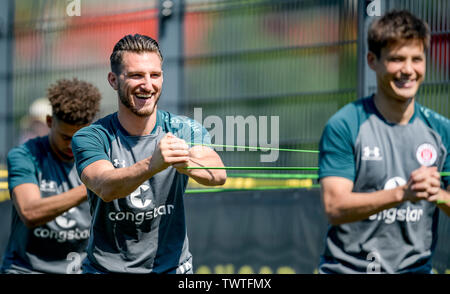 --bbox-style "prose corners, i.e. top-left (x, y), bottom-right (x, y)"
top-left (181, 0), bottom-right (359, 173)
top-left (0, 0), bottom-right (449, 273)
top-left (0, 0), bottom-right (448, 174)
